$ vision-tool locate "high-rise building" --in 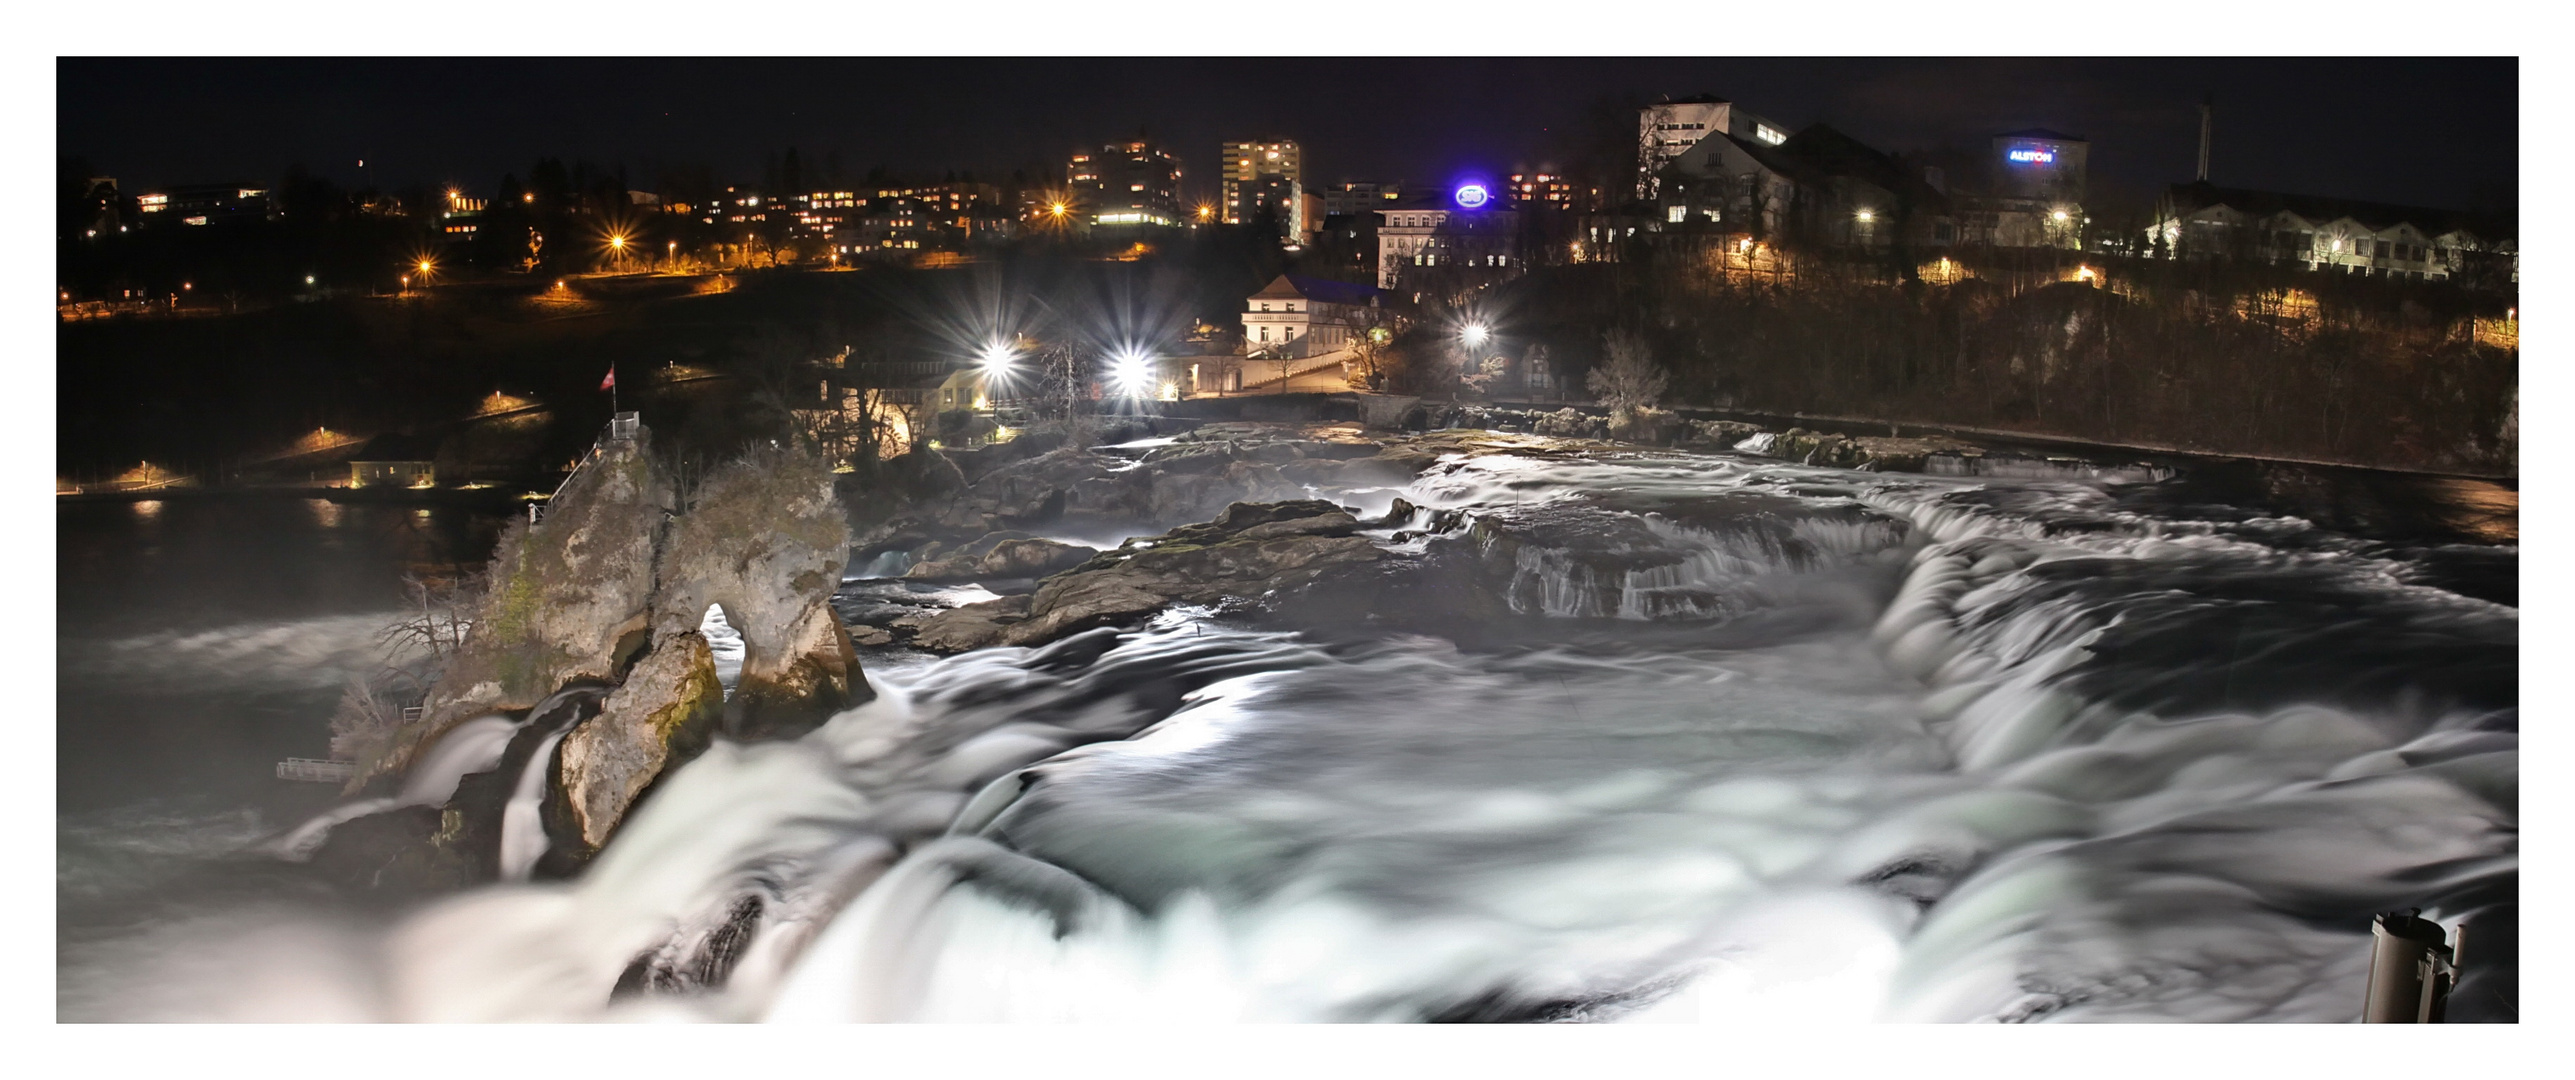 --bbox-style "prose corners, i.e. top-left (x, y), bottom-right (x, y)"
top-left (1638, 94), bottom-right (1787, 199)
top-left (1221, 140), bottom-right (1305, 239)
top-left (1070, 139), bottom-right (1184, 228)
